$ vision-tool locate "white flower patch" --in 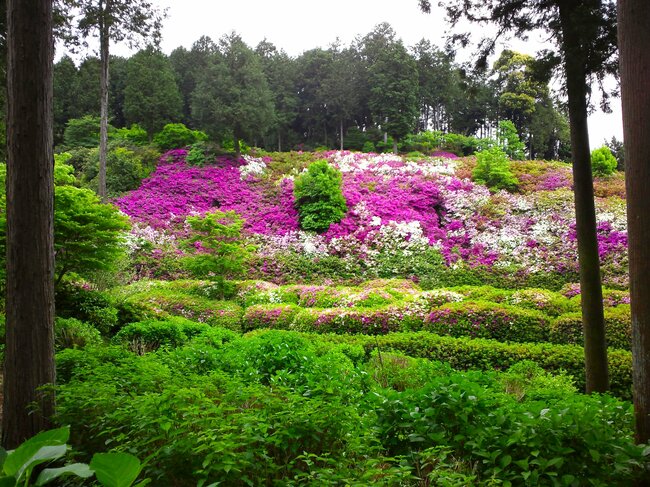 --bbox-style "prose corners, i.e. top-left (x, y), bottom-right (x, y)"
top-left (126, 223), bottom-right (177, 252)
top-left (239, 155), bottom-right (267, 179)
